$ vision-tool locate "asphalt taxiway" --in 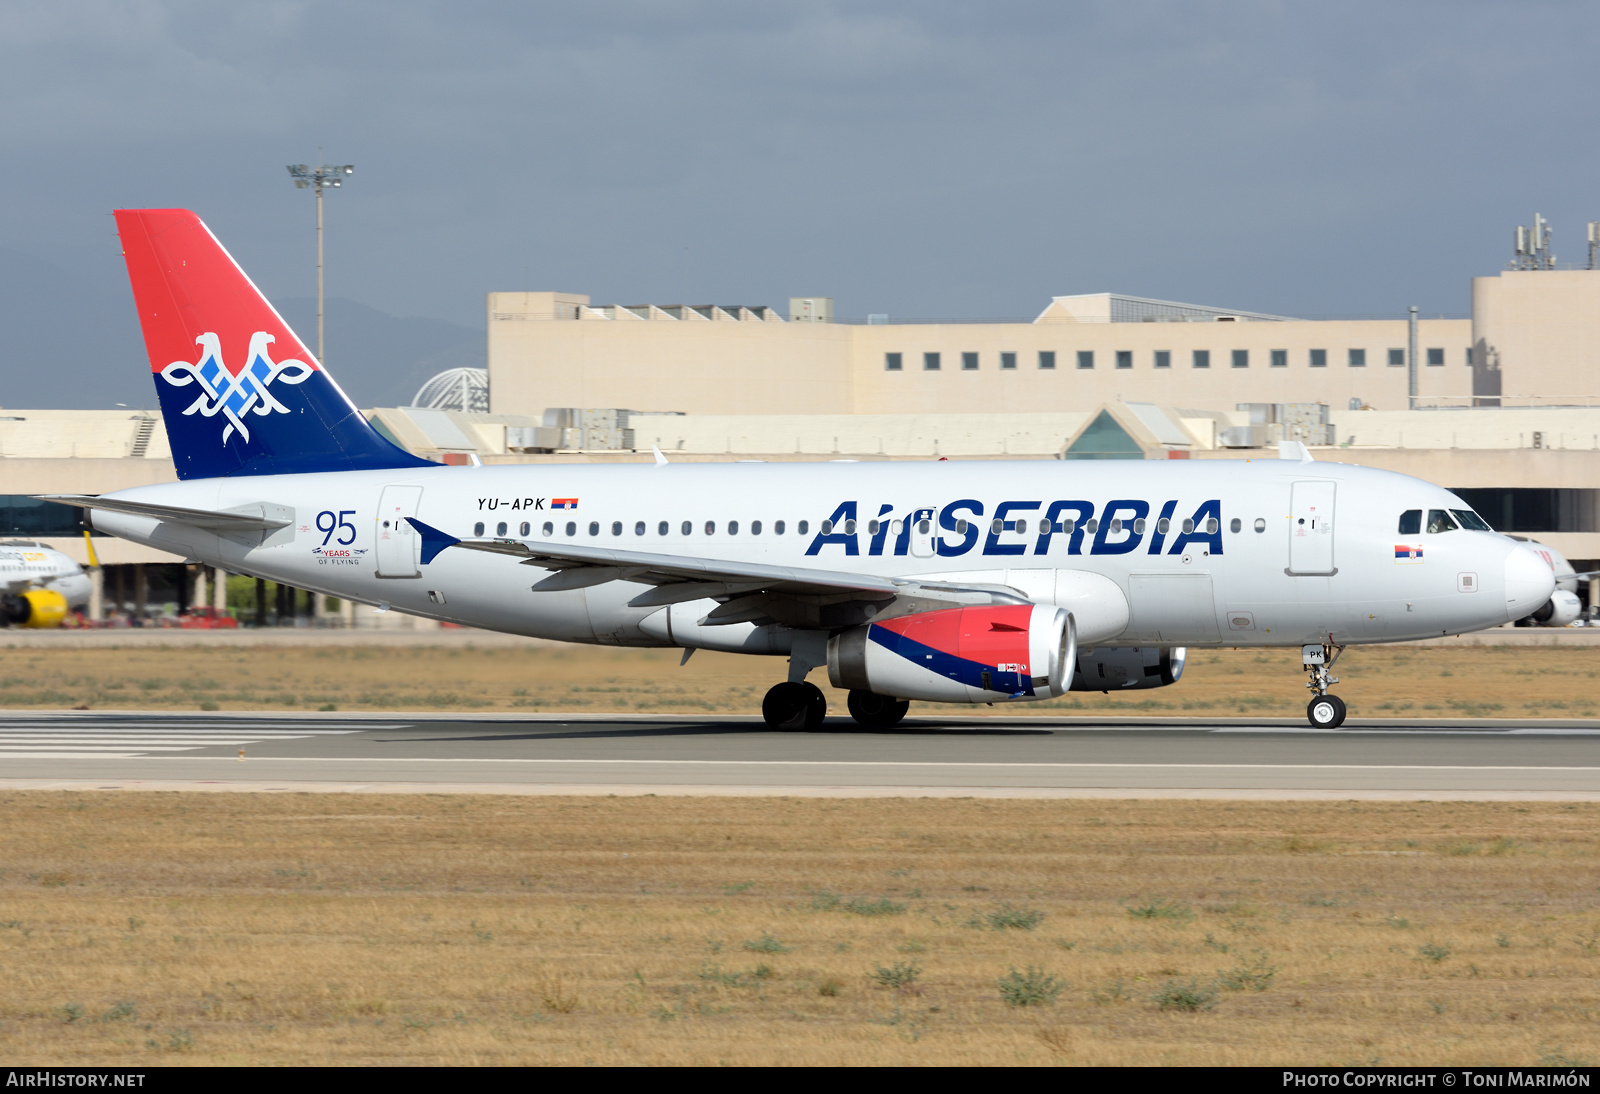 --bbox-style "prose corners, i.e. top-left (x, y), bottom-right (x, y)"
top-left (0, 711), bottom-right (1597, 799)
